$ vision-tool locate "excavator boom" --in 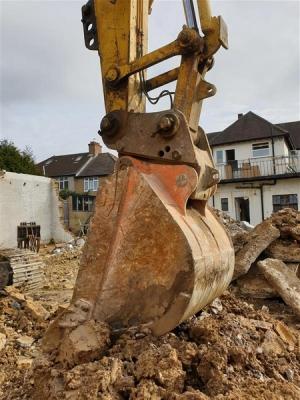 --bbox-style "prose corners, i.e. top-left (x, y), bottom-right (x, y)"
top-left (43, 0), bottom-right (234, 356)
